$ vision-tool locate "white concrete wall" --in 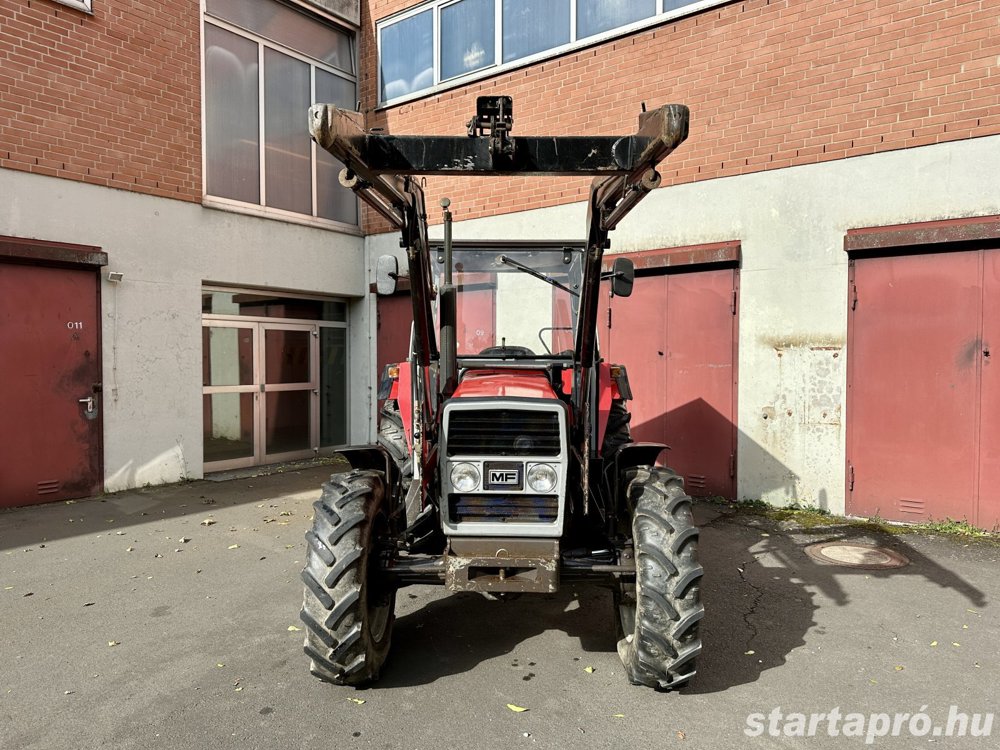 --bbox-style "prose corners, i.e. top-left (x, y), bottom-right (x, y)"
top-left (366, 135), bottom-right (1000, 513)
top-left (0, 169), bottom-right (371, 491)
